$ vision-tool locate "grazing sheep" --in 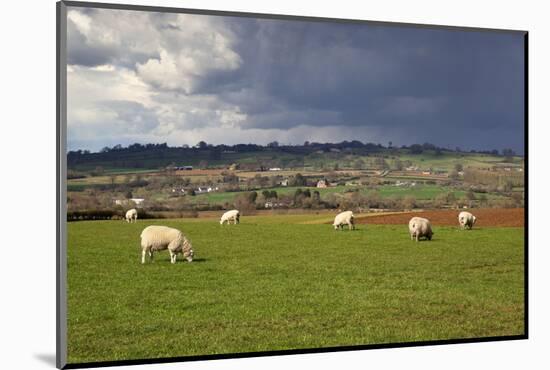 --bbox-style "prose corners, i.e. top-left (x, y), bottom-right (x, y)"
top-left (333, 211), bottom-right (355, 230)
top-left (408, 216), bottom-right (433, 241)
top-left (125, 208), bottom-right (138, 223)
top-left (458, 211), bottom-right (477, 230)
top-left (140, 225), bottom-right (194, 264)
top-left (220, 209), bottom-right (240, 225)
